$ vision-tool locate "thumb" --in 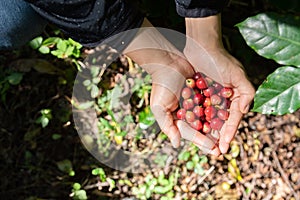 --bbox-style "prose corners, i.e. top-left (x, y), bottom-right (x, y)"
top-left (151, 104), bottom-right (181, 148)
